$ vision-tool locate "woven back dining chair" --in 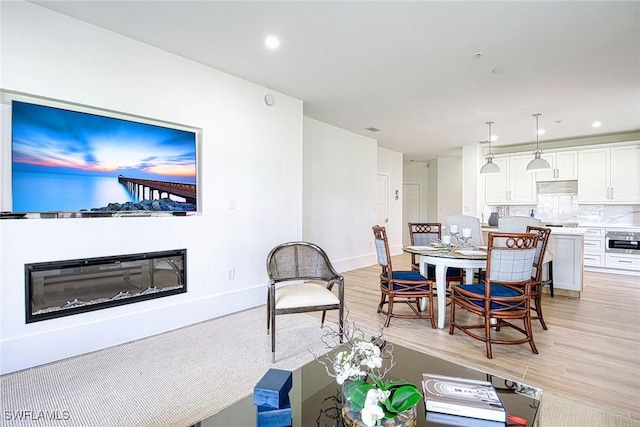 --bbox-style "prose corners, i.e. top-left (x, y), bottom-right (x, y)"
top-left (449, 232), bottom-right (539, 358)
top-left (408, 222), bottom-right (463, 286)
top-left (526, 226), bottom-right (552, 329)
top-left (266, 241), bottom-right (344, 363)
top-left (373, 225), bottom-right (436, 328)
top-left (499, 216), bottom-right (554, 297)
